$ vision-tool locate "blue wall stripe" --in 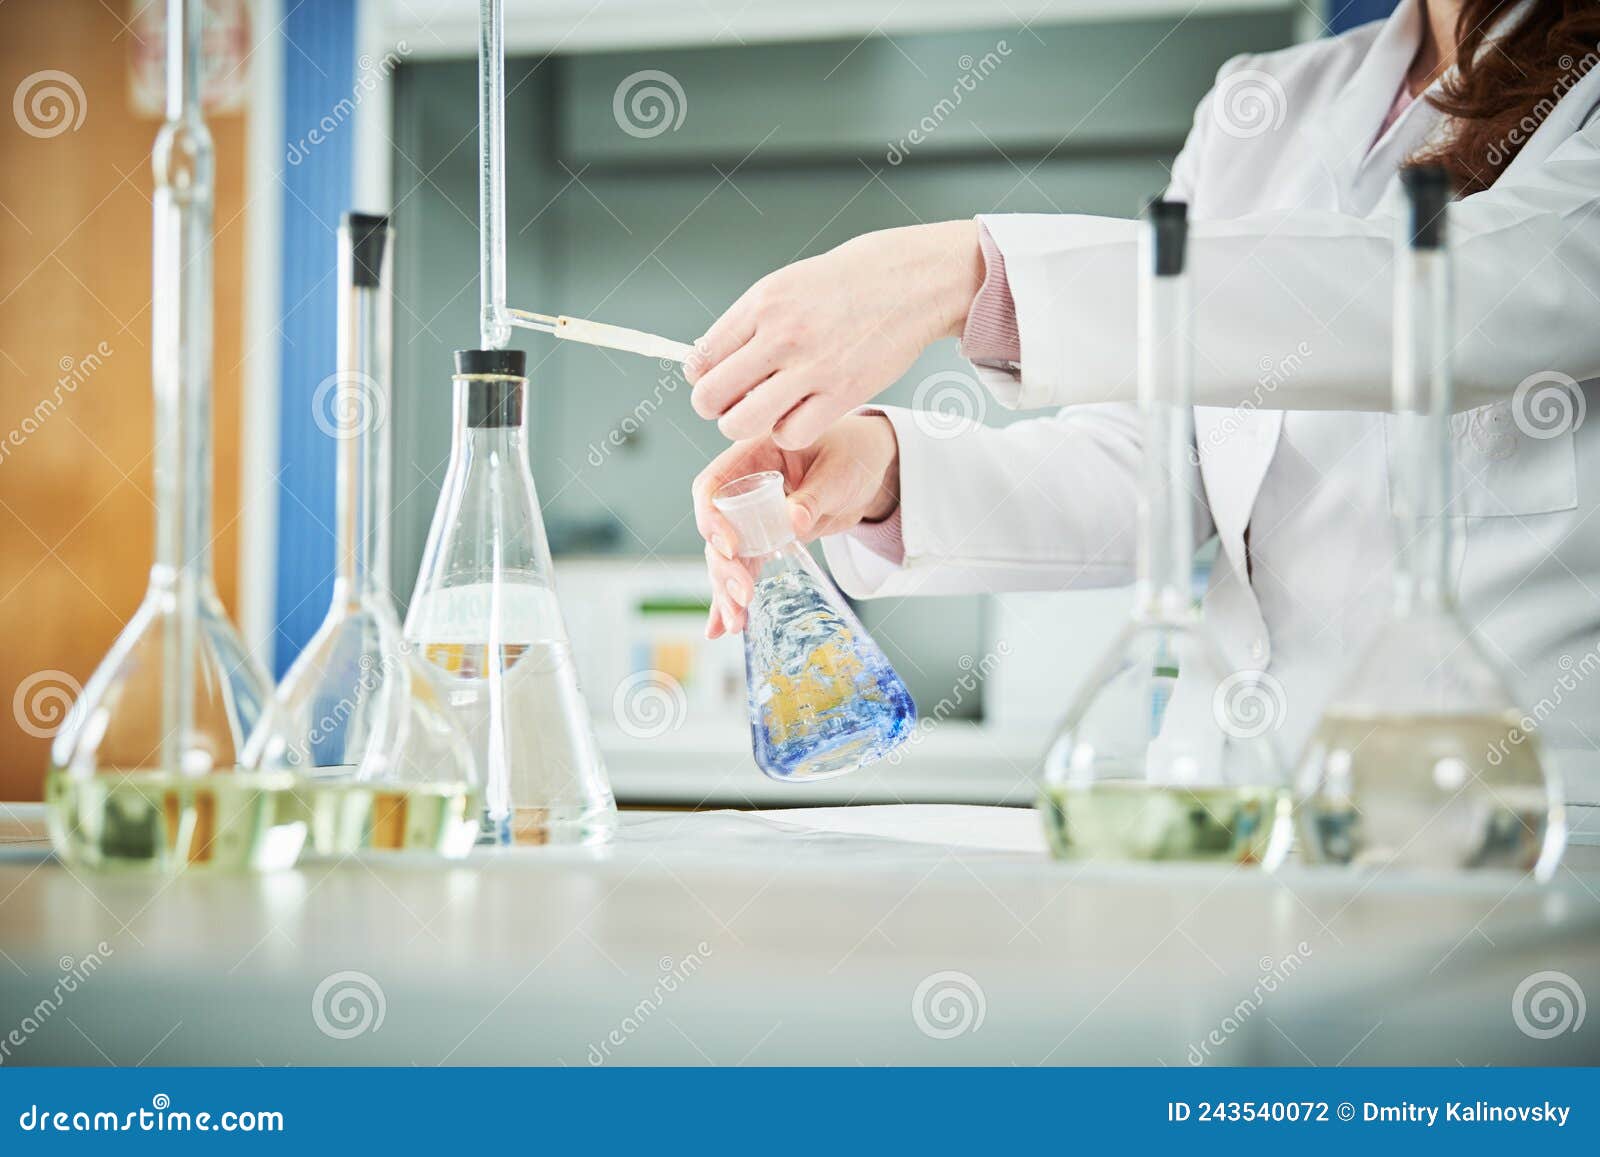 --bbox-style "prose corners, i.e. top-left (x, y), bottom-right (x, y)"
top-left (274, 0), bottom-right (357, 677)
